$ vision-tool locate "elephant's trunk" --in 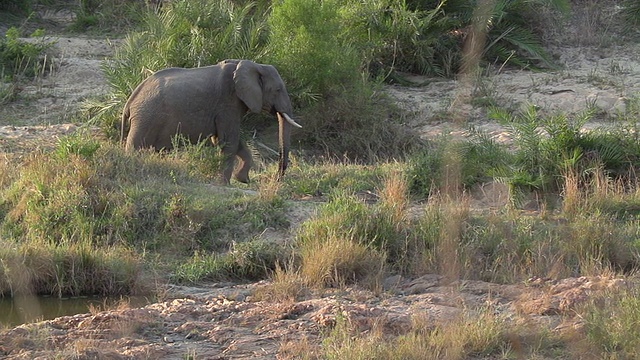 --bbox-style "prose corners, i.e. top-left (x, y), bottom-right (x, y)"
top-left (277, 112), bottom-right (296, 180)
